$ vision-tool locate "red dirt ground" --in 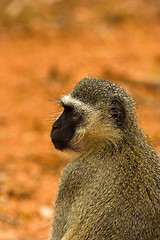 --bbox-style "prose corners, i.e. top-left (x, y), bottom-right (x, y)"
top-left (0, 21), bottom-right (160, 239)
